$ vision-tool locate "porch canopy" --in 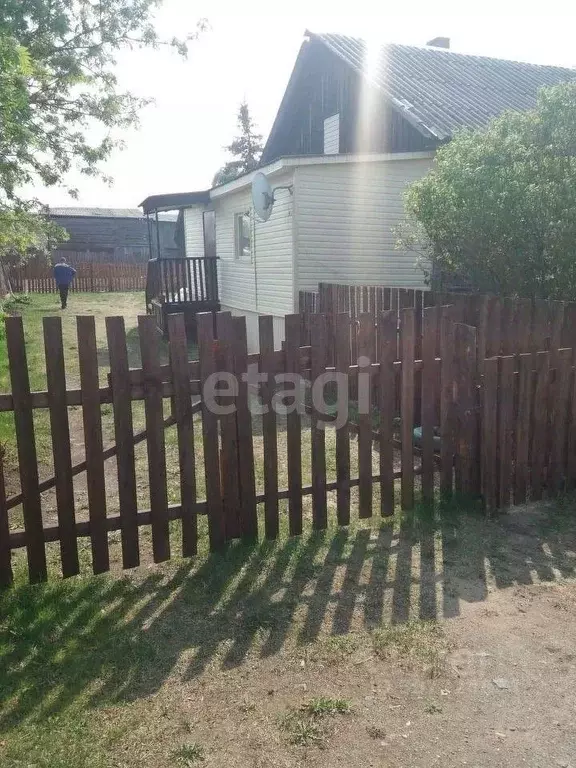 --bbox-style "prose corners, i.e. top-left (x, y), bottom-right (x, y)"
top-left (140, 189), bottom-right (219, 337)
